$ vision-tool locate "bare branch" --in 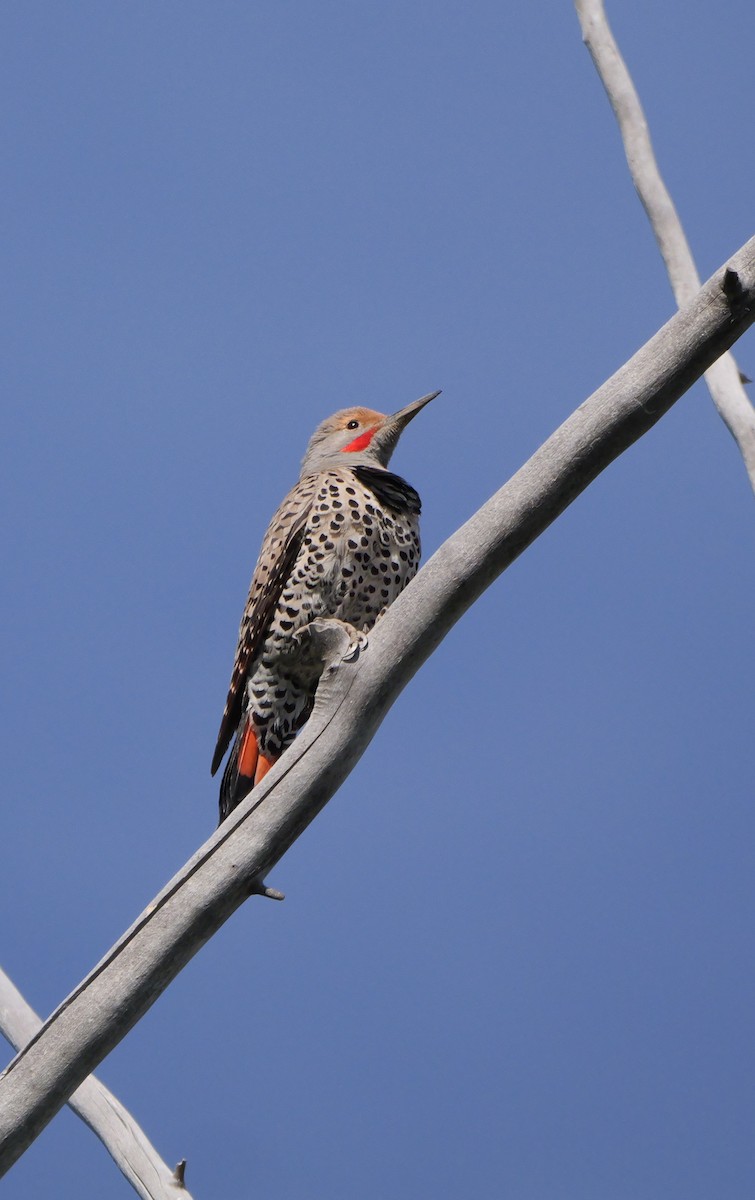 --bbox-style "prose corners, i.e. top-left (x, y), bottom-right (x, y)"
top-left (575, 0), bottom-right (755, 490)
top-left (1, 240), bottom-right (754, 1177)
top-left (0, 968), bottom-right (194, 1199)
